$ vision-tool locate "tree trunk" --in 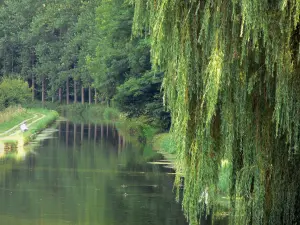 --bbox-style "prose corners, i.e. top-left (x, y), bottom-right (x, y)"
top-left (52, 85), bottom-right (55, 103)
top-left (59, 123), bottom-right (61, 138)
top-left (66, 77), bottom-right (69, 105)
top-left (94, 89), bottom-right (97, 104)
top-left (88, 123), bottom-right (91, 141)
top-left (123, 135), bottom-right (126, 149)
top-left (106, 124), bottom-right (108, 137)
top-left (11, 52), bottom-right (13, 73)
top-left (89, 86), bottom-right (92, 104)
top-left (58, 88), bottom-right (62, 103)
top-left (118, 133), bottom-right (121, 153)
top-left (94, 124), bottom-right (97, 143)
top-left (66, 121), bottom-right (69, 146)
top-left (74, 80), bottom-right (77, 103)
top-left (32, 76), bottom-right (35, 101)
top-left (42, 77), bottom-right (45, 106)
top-left (81, 86), bottom-right (85, 104)
top-left (73, 123), bottom-right (77, 147)
top-left (81, 123), bottom-right (84, 142)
